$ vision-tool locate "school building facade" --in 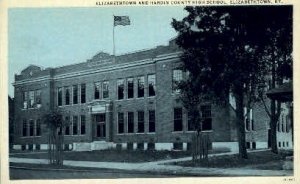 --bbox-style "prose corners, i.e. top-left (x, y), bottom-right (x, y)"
top-left (12, 40), bottom-right (290, 152)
